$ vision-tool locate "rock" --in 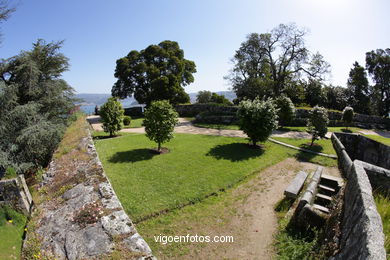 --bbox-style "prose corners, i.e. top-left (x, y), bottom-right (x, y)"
top-left (101, 210), bottom-right (135, 236)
